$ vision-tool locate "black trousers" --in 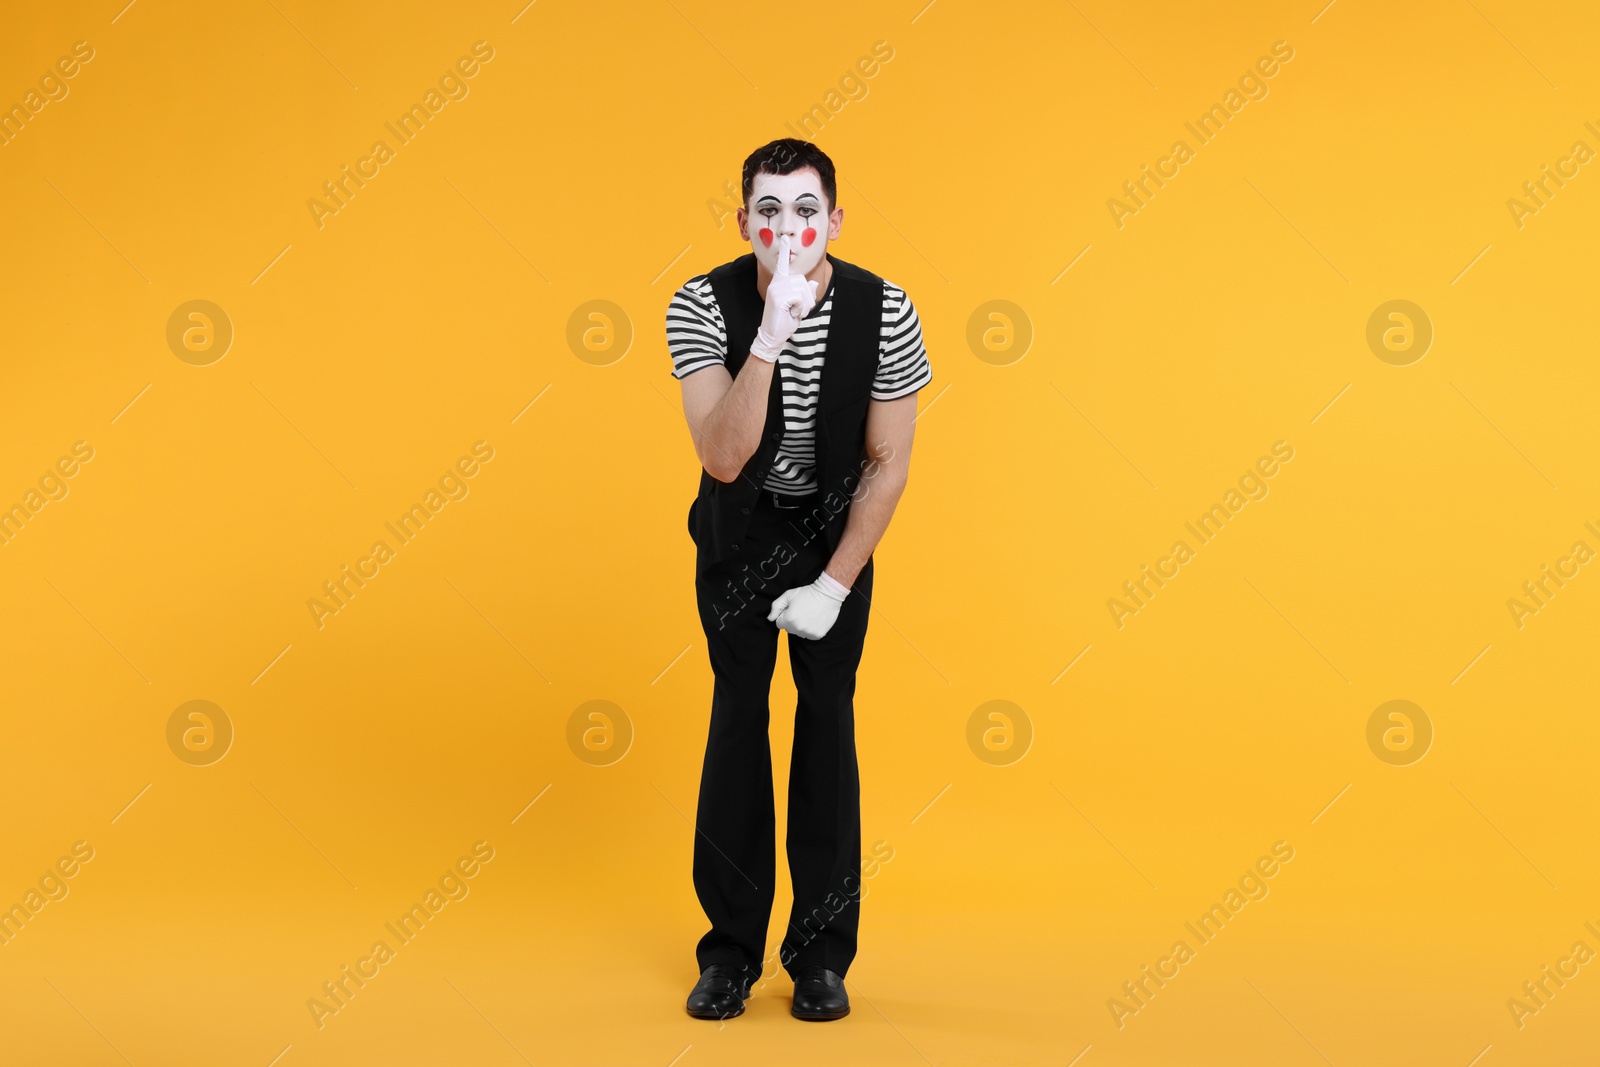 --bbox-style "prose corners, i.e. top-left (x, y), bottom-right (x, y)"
top-left (690, 488), bottom-right (874, 990)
